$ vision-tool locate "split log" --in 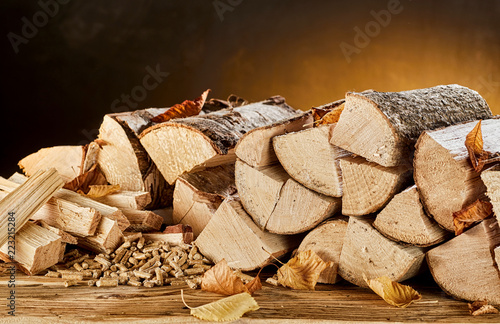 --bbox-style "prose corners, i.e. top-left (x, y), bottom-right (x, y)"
top-left (139, 97), bottom-right (299, 184)
top-left (77, 217), bottom-right (124, 253)
top-left (0, 222), bottom-right (62, 275)
top-left (338, 217), bottom-right (426, 287)
top-left (340, 156), bottom-right (412, 216)
top-left (195, 199), bottom-right (301, 270)
top-left (92, 190), bottom-right (151, 210)
top-left (121, 209), bottom-right (163, 232)
top-left (414, 119), bottom-right (500, 231)
top-left (235, 111), bottom-right (313, 167)
top-left (482, 165), bottom-right (500, 224)
top-left (273, 124), bottom-right (349, 197)
top-left (142, 224), bottom-right (194, 245)
top-left (331, 85), bottom-right (492, 167)
top-left (18, 145), bottom-right (83, 182)
top-left (235, 160), bottom-right (340, 234)
top-left (373, 185), bottom-right (449, 246)
top-left (35, 220), bottom-right (78, 245)
top-left (173, 164), bottom-right (236, 237)
top-left (297, 218), bottom-right (348, 284)
top-left (97, 113), bottom-right (173, 209)
top-left (427, 218), bottom-right (500, 304)
top-left (0, 169), bottom-right (64, 247)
